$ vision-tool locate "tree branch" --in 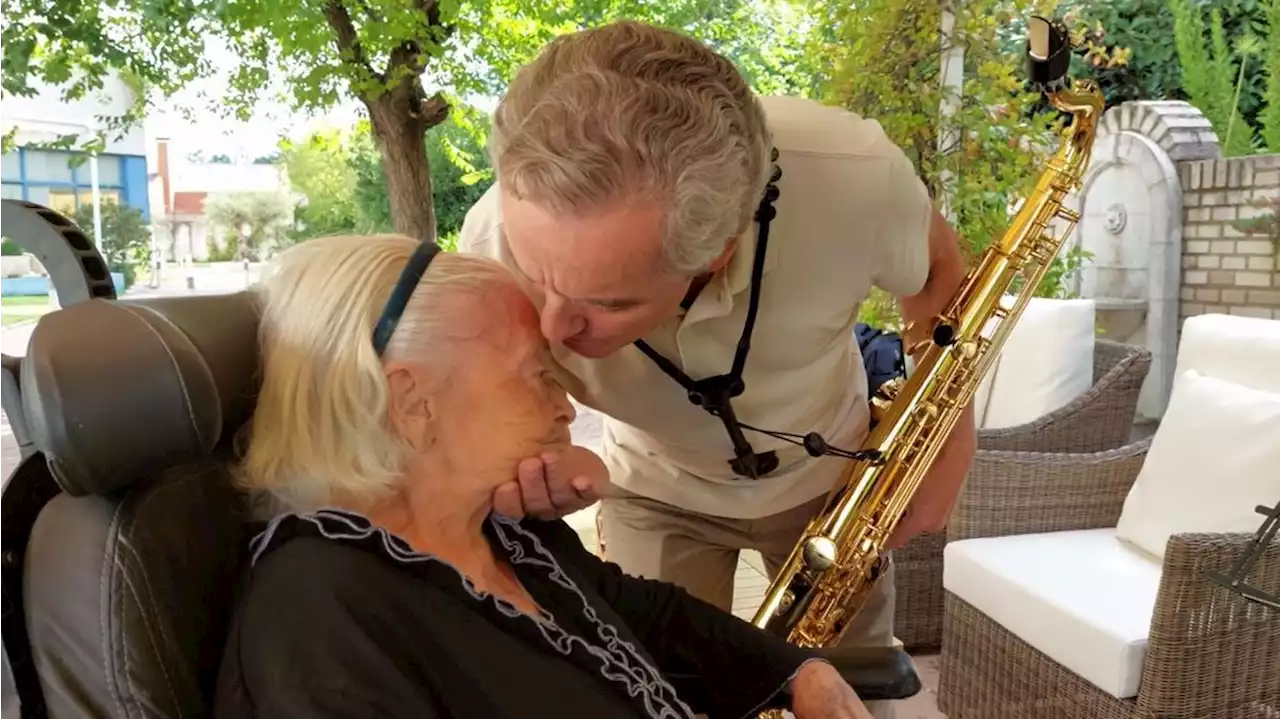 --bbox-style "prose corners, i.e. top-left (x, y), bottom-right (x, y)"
top-left (324, 0), bottom-right (384, 84)
top-left (415, 90), bottom-right (450, 129)
top-left (388, 0), bottom-right (454, 76)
